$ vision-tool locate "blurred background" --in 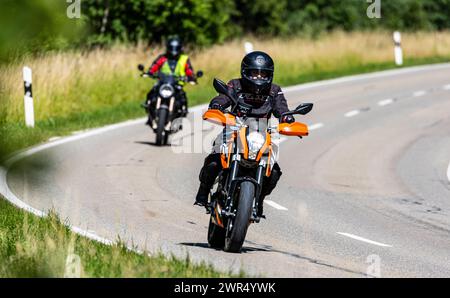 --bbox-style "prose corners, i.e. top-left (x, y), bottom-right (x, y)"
top-left (2, 0), bottom-right (450, 58)
top-left (1, 0), bottom-right (450, 159)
